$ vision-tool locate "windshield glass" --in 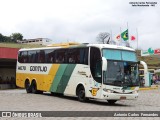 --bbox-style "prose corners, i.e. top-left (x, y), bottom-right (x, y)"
top-left (102, 49), bottom-right (137, 62)
top-left (104, 61), bottom-right (139, 87)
